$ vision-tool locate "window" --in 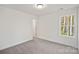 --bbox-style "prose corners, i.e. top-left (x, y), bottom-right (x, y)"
top-left (60, 15), bottom-right (74, 37)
